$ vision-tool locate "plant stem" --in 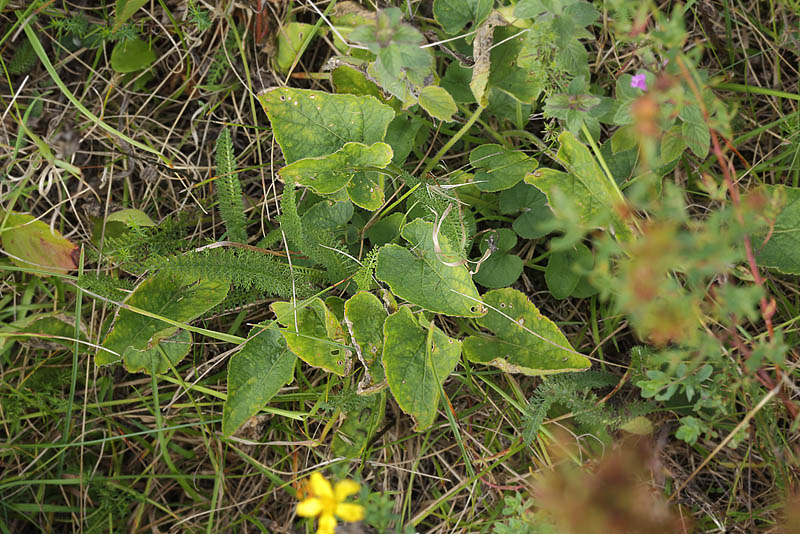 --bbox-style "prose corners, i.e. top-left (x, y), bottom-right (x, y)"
top-left (421, 104), bottom-right (486, 176)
